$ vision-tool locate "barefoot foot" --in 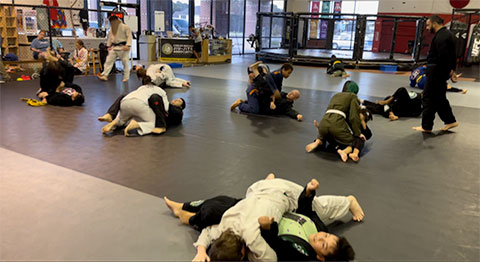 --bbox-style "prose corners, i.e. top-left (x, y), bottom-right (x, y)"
top-left (347, 195), bottom-right (364, 222)
top-left (152, 127), bottom-right (166, 135)
top-left (97, 75), bottom-right (108, 81)
top-left (348, 153), bottom-right (359, 162)
top-left (389, 114), bottom-right (399, 121)
top-left (124, 119), bottom-right (140, 136)
top-left (102, 120), bottom-right (117, 133)
top-left (337, 149), bottom-right (348, 162)
top-left (441, 122), bottom-right (458, 131)
top-left (462, 89), bottom-right (467, 94)
top-left (265, 173), bottom-right (275, 180)
top-left (98, 113), bottom-right (113, 122)
top-left (306, 179), bottom-right (319, 193)
top-left (164, 197), bottom-right (183, 217)
top-left (230, 98), bottom-right (243, 111)
top-left (412, 126), bottom-right (432, 133)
